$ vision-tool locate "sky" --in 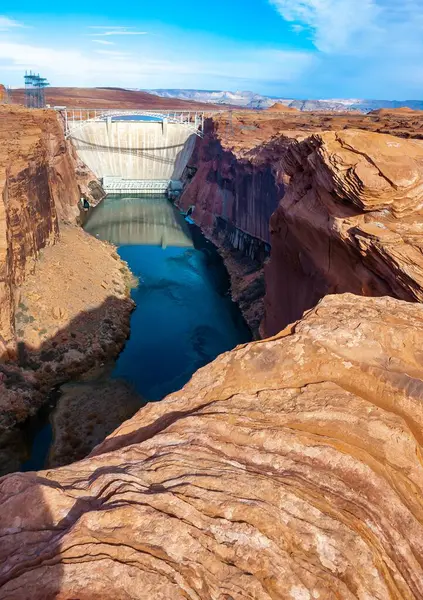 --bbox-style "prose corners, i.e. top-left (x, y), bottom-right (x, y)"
top-left (0, 0), bottom-right (422, 99)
